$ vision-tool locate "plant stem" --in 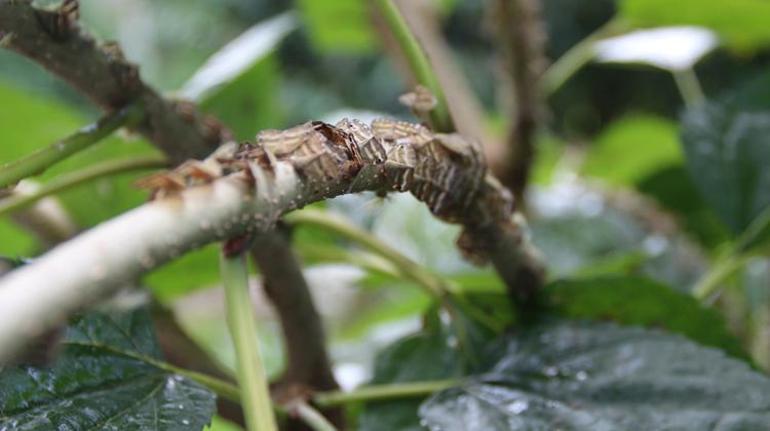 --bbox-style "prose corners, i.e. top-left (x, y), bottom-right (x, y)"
top-left (288, 401), bottom-right (339, 431)
top-left (314, 380), bottom-right (457, 407)
top-left (0, 105), bottom-right (144, 189)
top-left (220, 250), bottom-right (278, 431)
top-left (0, 156), bottom-right (167, 217)
top-left (673, 67), bottom-right (705, 107)
top-left (374, 0), bottom-right (454, 132)
top-left (286, 209), bottom-right (503, 332)
top-left (286, 209), bottom-right (446, 298)
top-left (693, 254), bottom-right (750, 301)
top-left (540, 18), bottom-right (625, 96)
